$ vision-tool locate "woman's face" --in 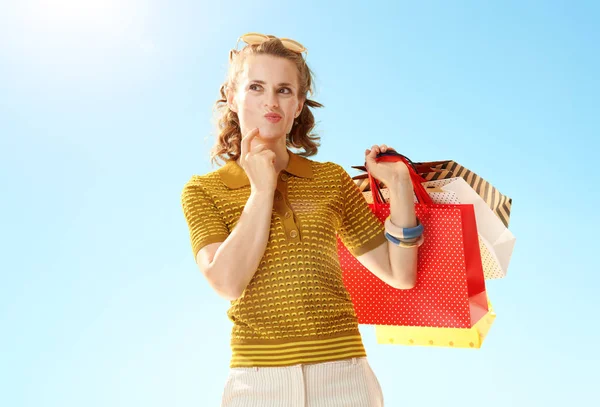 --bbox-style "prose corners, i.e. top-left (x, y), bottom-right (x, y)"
top-left (230, 54), bottom-right (304, 142)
